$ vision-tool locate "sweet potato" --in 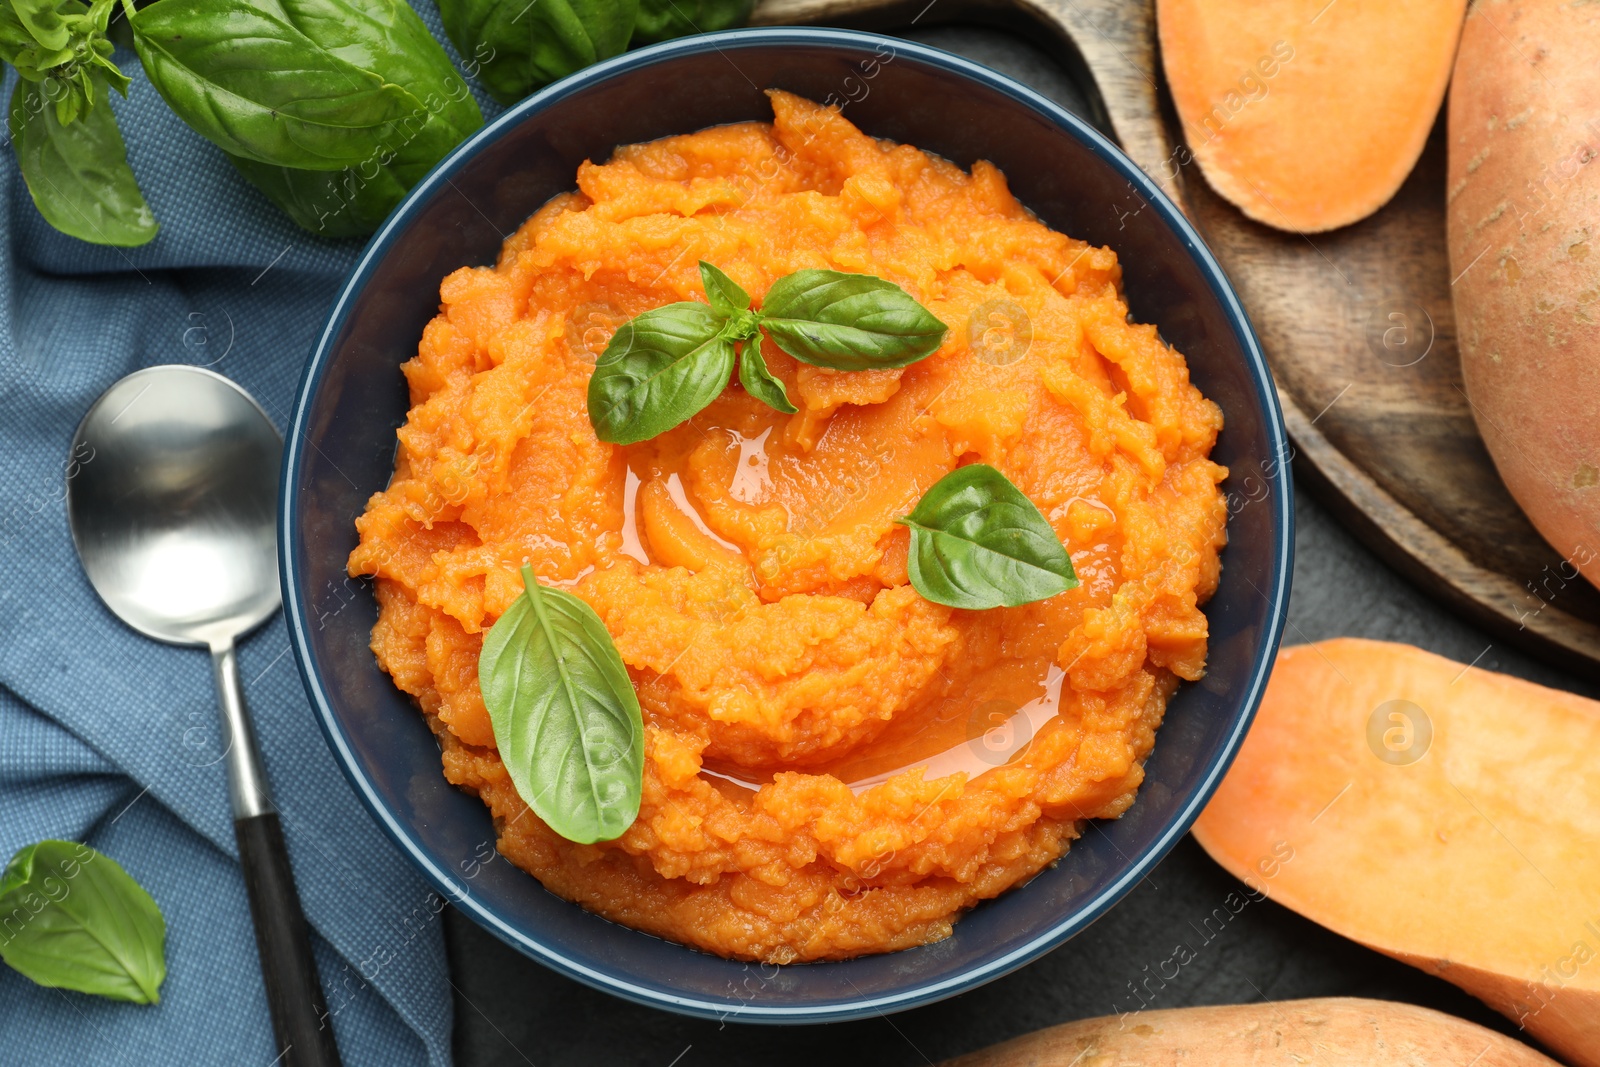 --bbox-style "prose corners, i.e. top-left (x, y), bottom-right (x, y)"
top-left (1449, 0), bottom-right (1600, 589)
top-left (1158, 0), bottom-right (1467, 232)
top-left (1193, 640), bottom-right (1600, 1066)
top-left (942, 997), bottom-right (1556, 1066)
